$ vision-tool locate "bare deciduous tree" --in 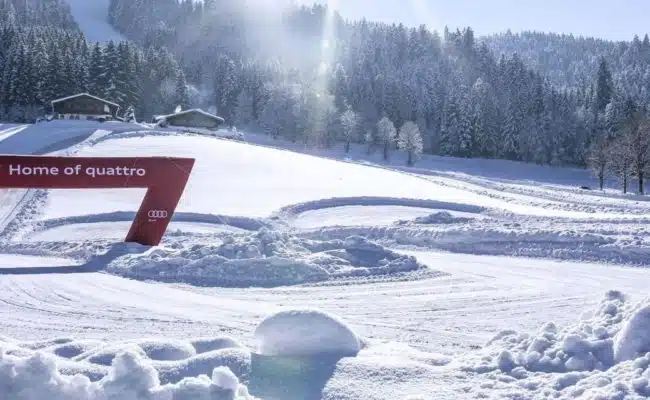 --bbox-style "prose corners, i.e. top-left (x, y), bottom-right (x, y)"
top-left (587, 136), bottom-right (609, 190)
top-left (398, 121), bottom-right (424, 166)
top-left (340, 107), bottom-right (359, 153)
top-left (377, 117), bottom-right (397, 161)
top-left (608, 136), bottom-right (633, 193)
top-left (617, 112), bottom-right (650, 194)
